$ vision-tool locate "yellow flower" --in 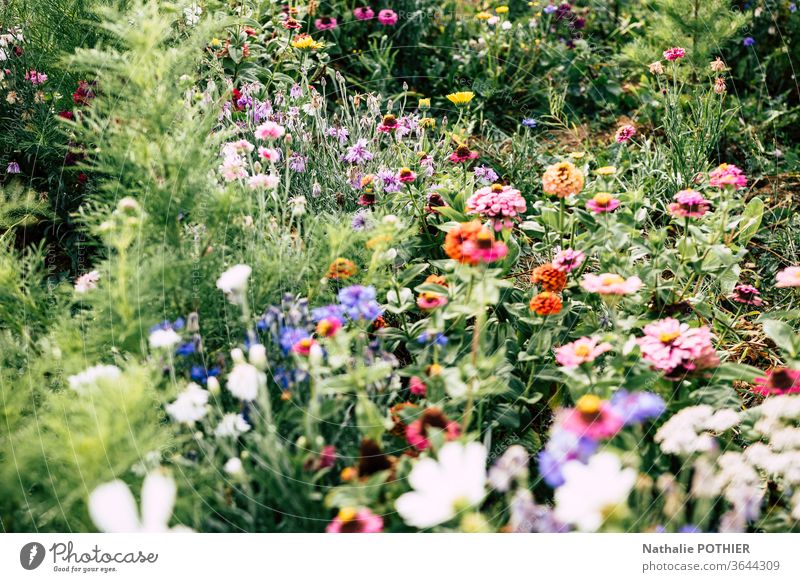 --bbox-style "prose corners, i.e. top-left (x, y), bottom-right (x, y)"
top-left (291, 34), bottom-right (324, 51)
top-left (595, 165), bottom-right (617, 176)
top-left (420, 117), bottom-right (436, 128)
top-left (209, 38), bottom-right (222, 48)
top-left (569, 151), bottom-right (586, 159)
top-left (418, 98), bottom-right (431, 109)
top-left (496, 6), bottom-right (509, 14)
top-left (476, 11), bottom-right (492, 20)
top-left (446, 91), bottom-right (475, 106)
